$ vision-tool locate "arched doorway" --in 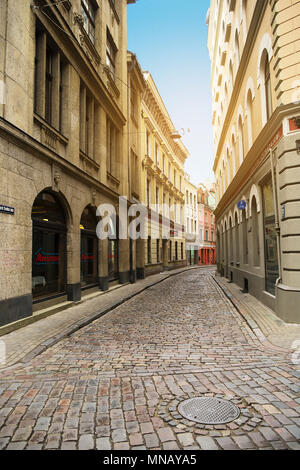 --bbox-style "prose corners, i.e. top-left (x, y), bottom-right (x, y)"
top-left (80, 205), bottom-right (98, 289)
top-left (32, 190), bottom-right (67, 301)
